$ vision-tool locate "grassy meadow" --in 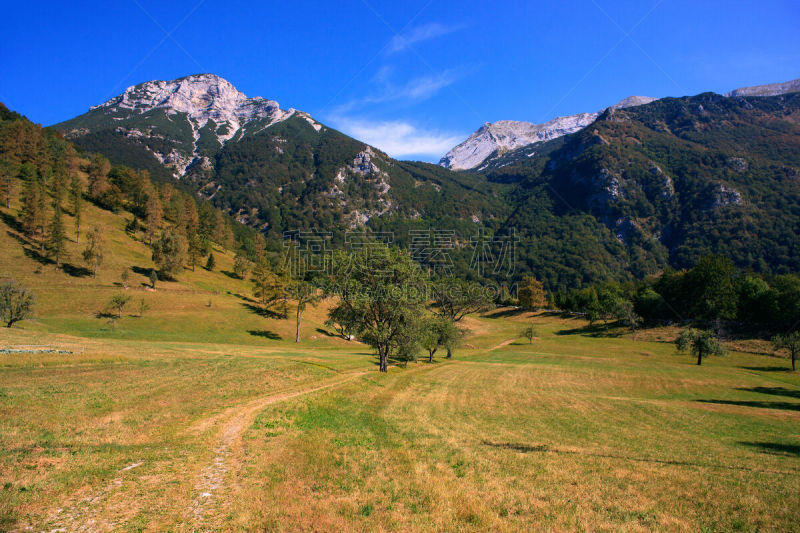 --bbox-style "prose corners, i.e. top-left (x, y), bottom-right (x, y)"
top-left (1, 197), bottom-right (799, 531)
